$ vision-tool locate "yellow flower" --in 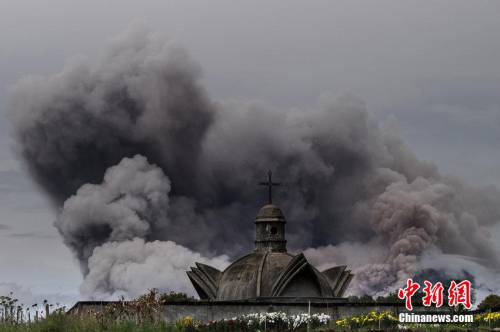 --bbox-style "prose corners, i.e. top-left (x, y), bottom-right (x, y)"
top-left (177, 315), bottom-right (194, 328)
